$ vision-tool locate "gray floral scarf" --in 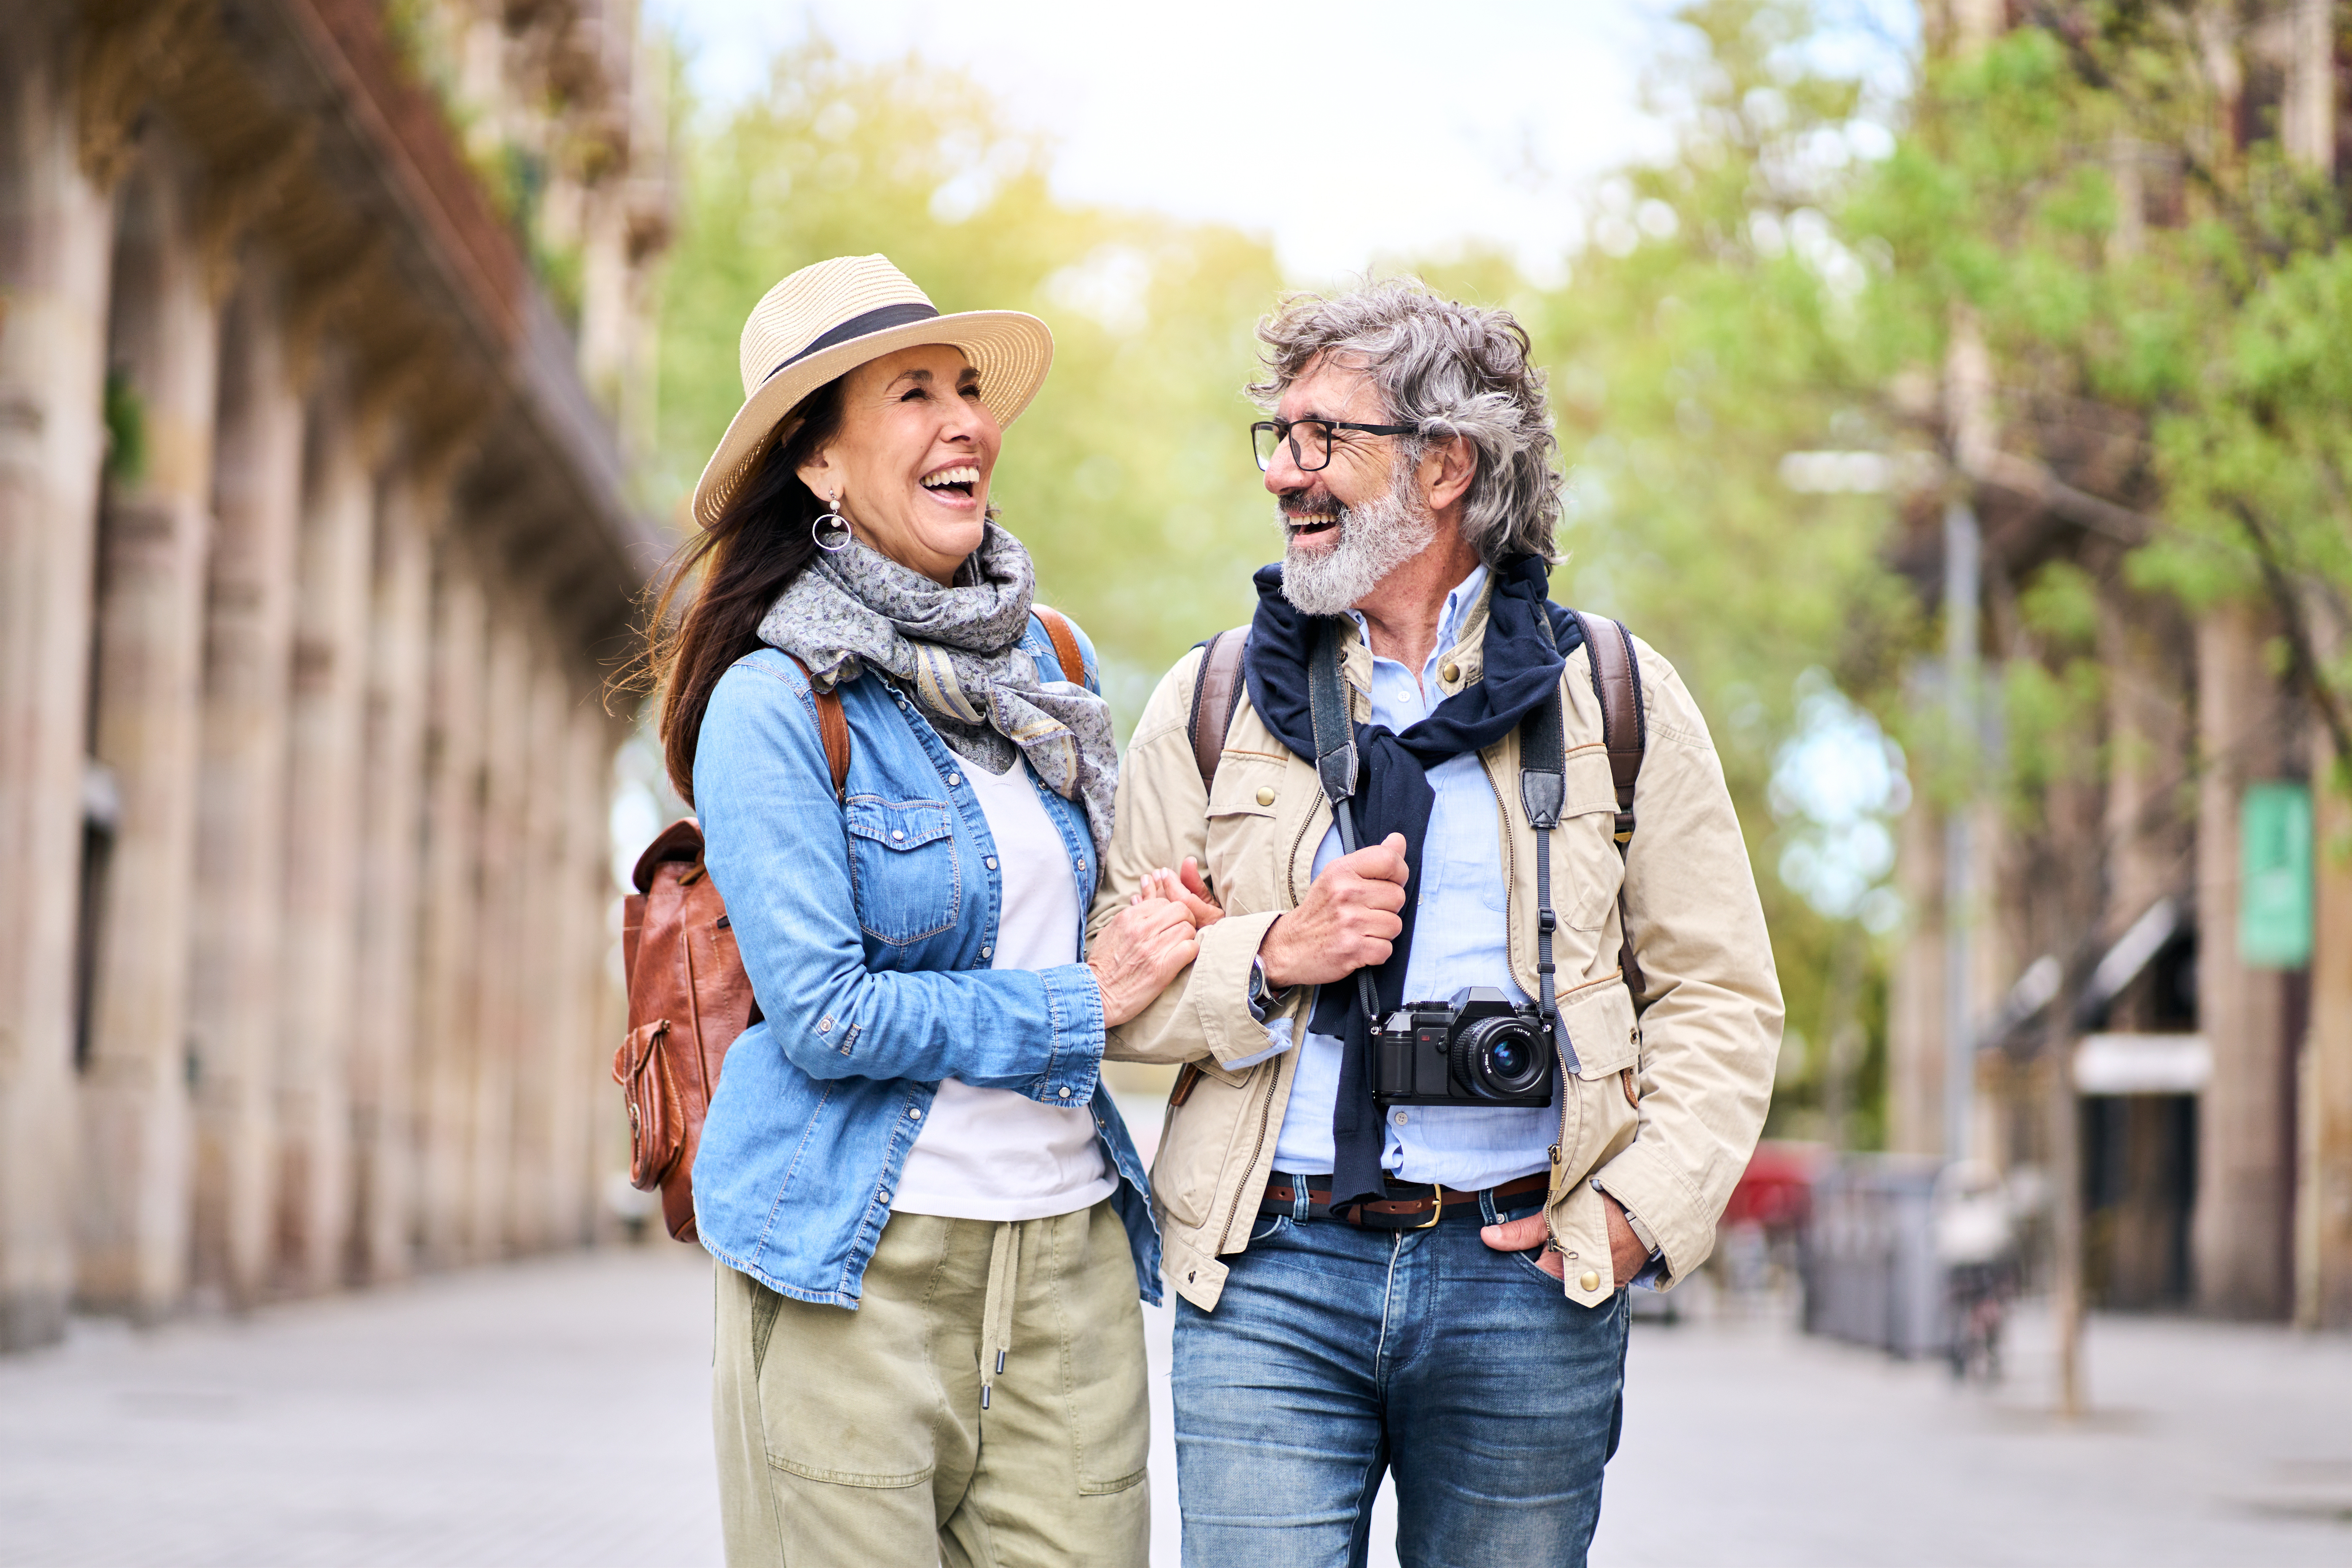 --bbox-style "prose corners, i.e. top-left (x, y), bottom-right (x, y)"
top-left (757, 522), bottom-right (1120, 860)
